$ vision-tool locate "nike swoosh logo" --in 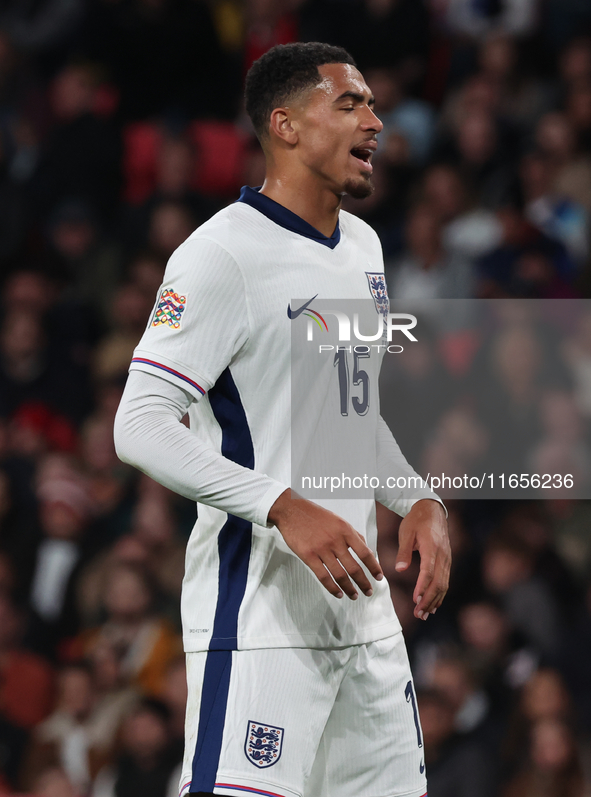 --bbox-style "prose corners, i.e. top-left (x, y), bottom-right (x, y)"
top-left (287, 295), bottom-right (318, 320)
top-left (420, 759), bottom-right (425, 774)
